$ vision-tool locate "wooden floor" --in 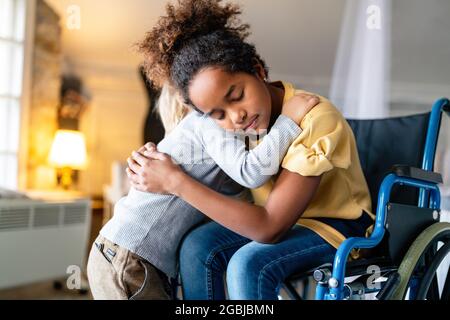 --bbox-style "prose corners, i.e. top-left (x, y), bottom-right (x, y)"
top-left (0, 277), bottom-right (92, 300)
top-left (0, 276), bottom-right (309, 300)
